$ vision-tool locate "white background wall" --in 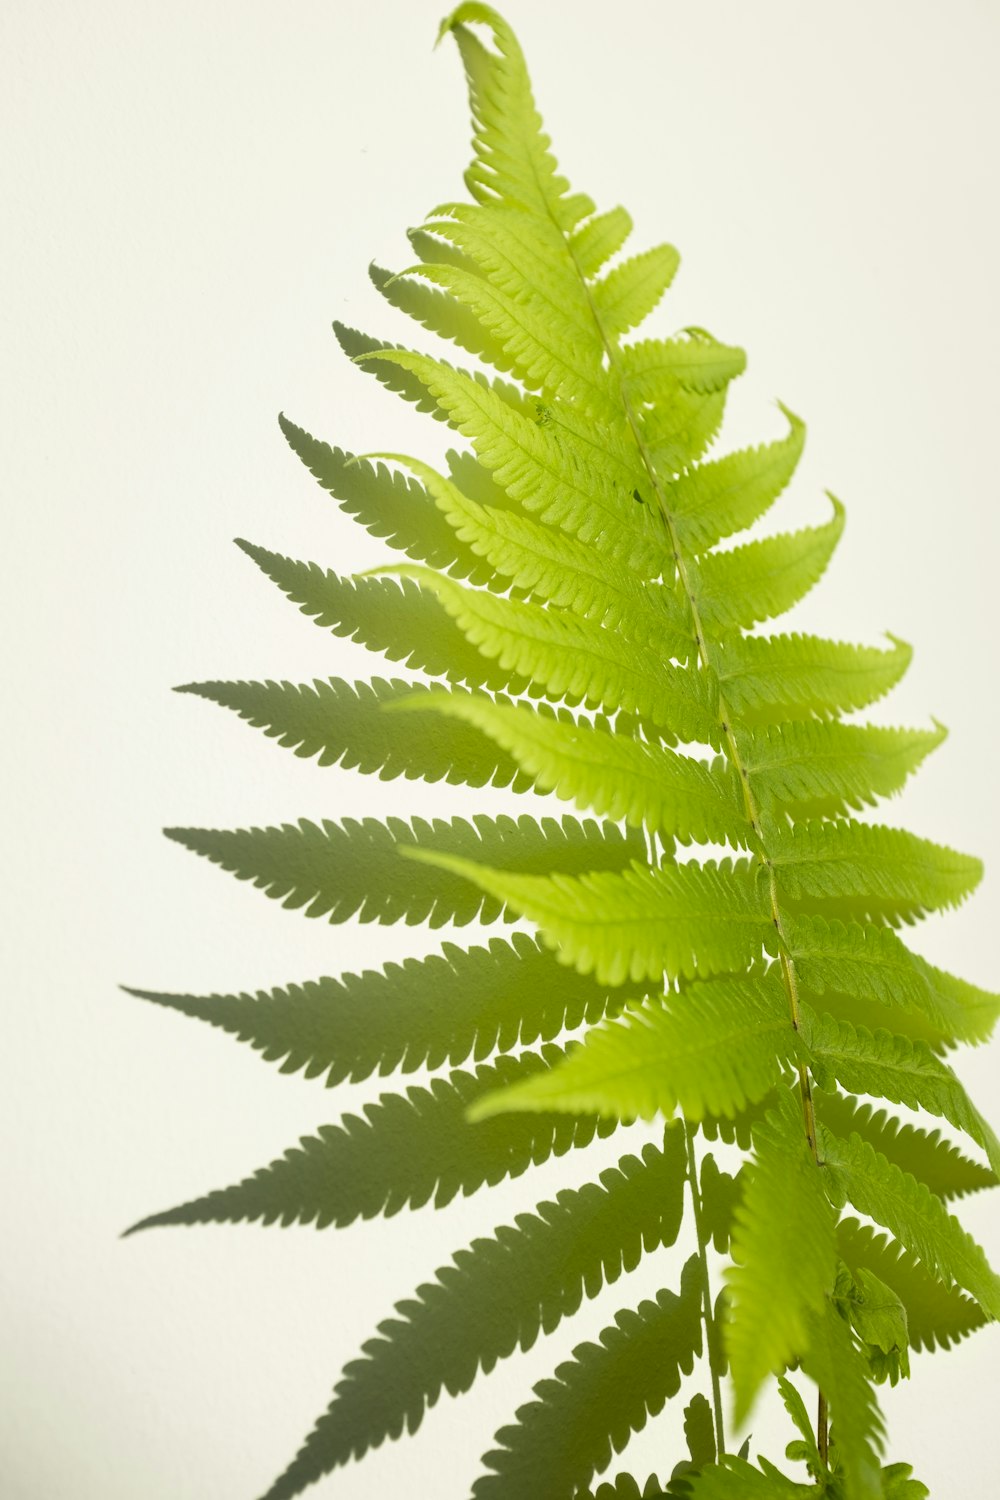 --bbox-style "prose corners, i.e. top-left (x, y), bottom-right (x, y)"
top-left (4, 1), bottom-right (999, 1495)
